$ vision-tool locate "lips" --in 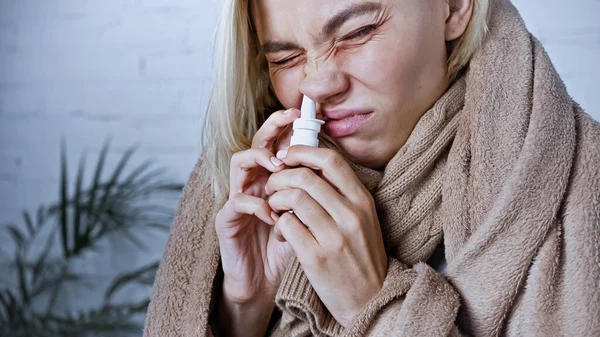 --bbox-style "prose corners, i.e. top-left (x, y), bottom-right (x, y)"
top-left (321, 109), bottom-right (371, 121)
top-left (320, 110), bottom-right (374, 138)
